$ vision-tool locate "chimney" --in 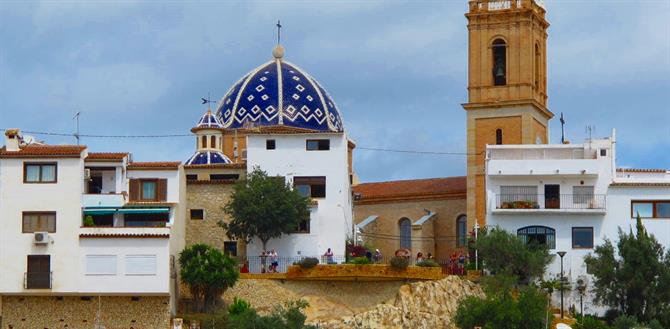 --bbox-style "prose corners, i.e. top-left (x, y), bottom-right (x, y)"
top-left (4, 128), bottom-right (22, 152)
